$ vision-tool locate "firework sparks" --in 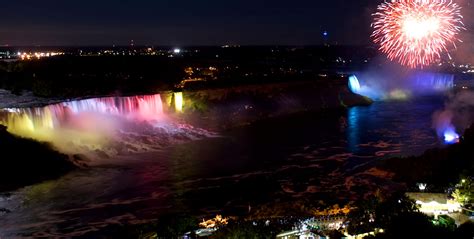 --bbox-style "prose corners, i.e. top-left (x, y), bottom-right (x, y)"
top-left (372, 0), bottom-right (464, 68)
